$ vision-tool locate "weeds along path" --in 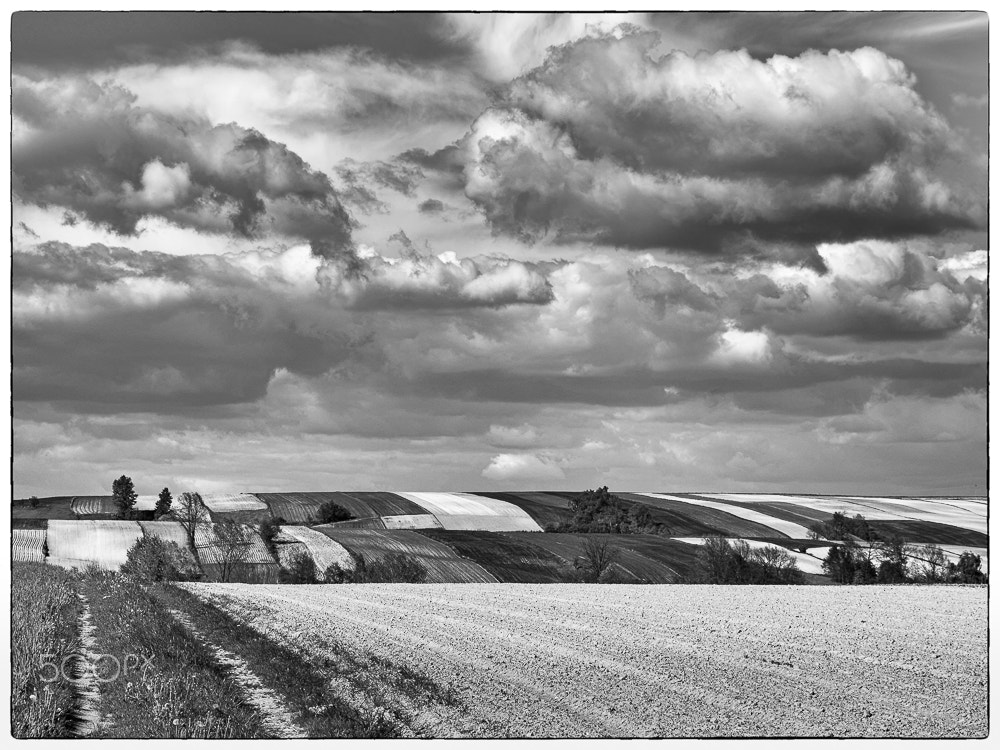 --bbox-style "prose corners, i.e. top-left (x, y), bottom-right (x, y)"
top-left (70, 595), bottom-right (102, 737)
top-left (167, 609), bottom-right (307, 739)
